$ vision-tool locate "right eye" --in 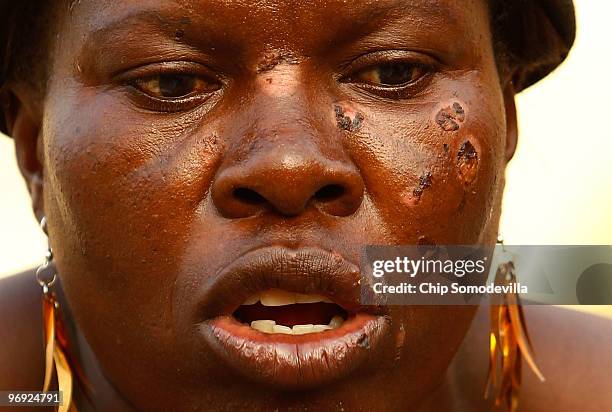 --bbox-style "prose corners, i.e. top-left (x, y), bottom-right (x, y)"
top-left (348, 62), bottom-right (429, 88)
top-left (133, 74), bottom-right (220, 99)
top-left (339, 50), bottom-right (438, 99)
